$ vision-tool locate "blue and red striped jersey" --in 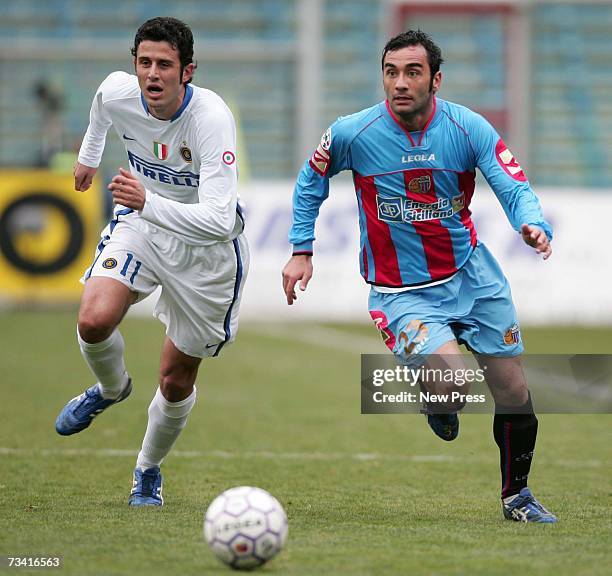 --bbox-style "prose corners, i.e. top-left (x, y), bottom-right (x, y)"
top-left (289, 97), bottom-right (552, 289)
